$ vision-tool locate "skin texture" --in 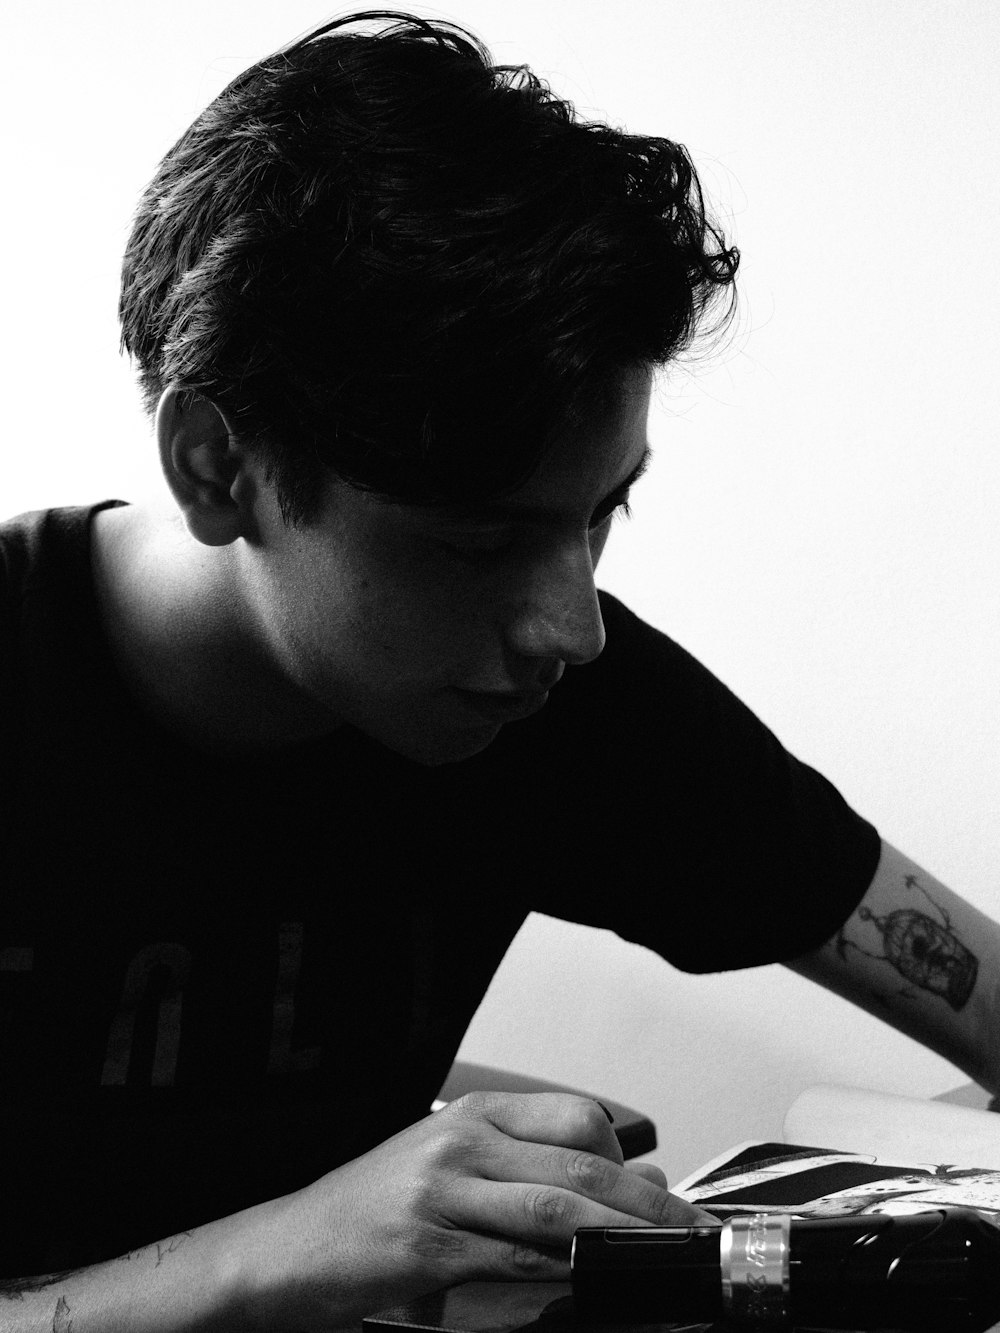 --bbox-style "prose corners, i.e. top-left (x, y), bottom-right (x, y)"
top-left (91, 364), bottom-right (653, 765)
